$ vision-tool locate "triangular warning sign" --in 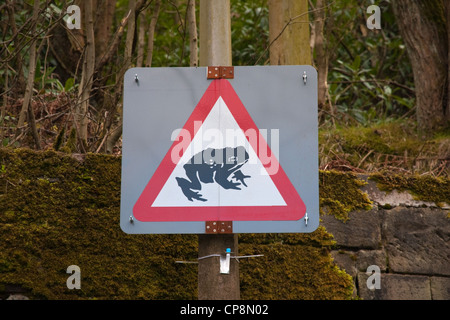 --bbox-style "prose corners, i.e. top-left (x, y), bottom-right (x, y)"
top-left (133, 79), bottom-right (306, 222)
